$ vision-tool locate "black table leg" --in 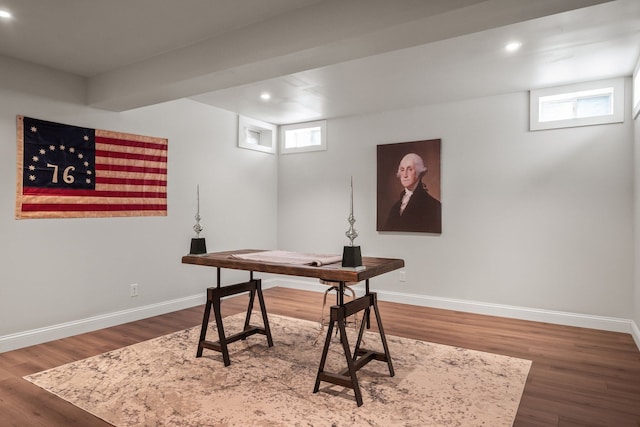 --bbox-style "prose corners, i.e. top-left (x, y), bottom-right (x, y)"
top-left (197, 274), bottom-right (273, 366)
top-left (313, 291), bottom-right (393, 406)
